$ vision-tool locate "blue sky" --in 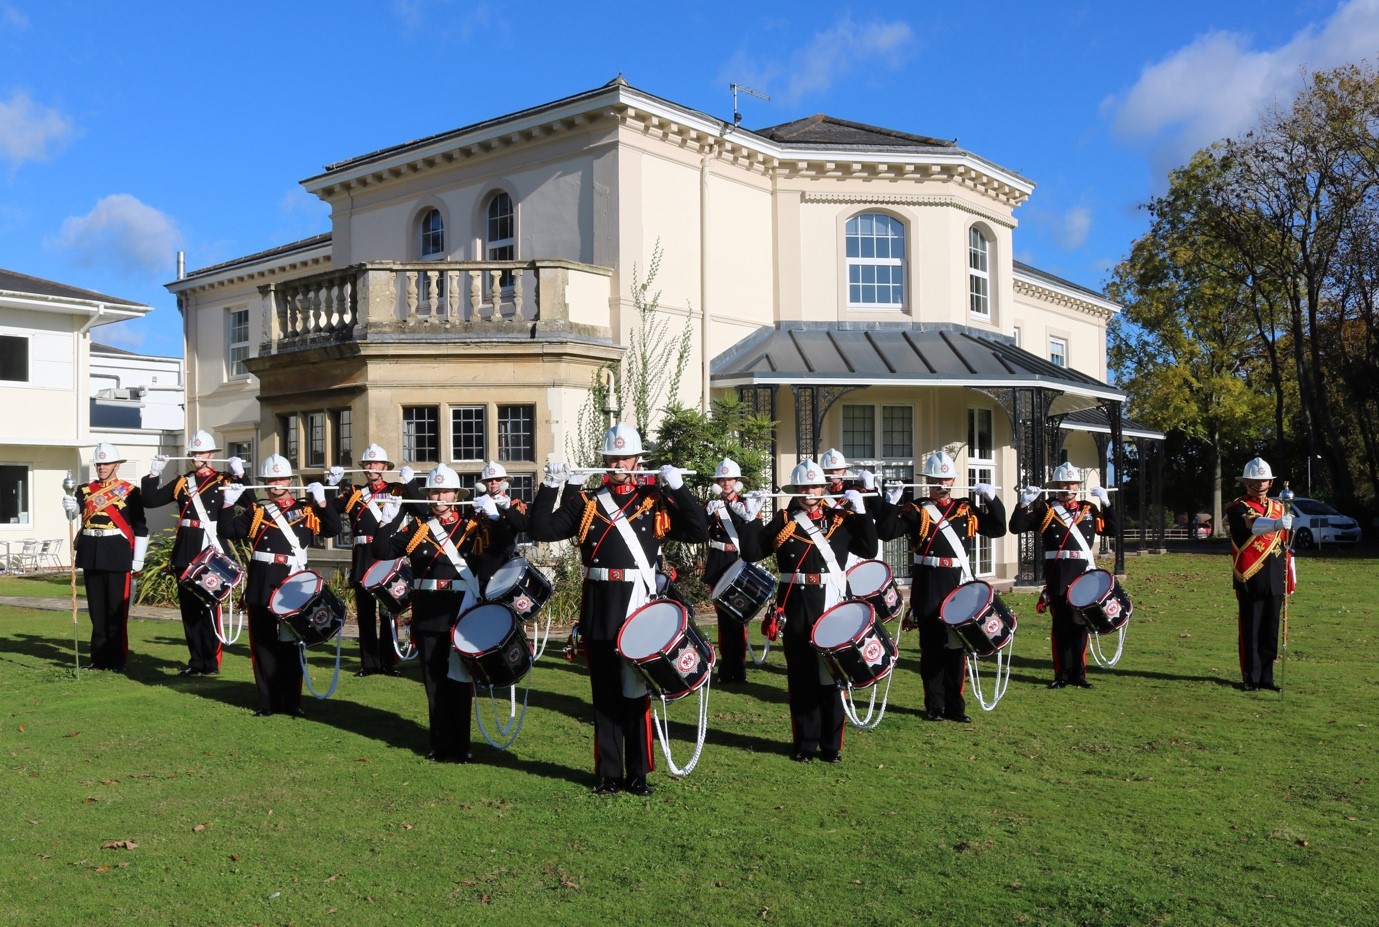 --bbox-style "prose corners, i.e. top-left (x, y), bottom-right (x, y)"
top-left (3, 0), bottom-right (1376, 358)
